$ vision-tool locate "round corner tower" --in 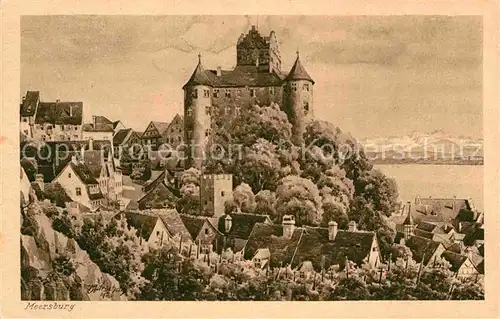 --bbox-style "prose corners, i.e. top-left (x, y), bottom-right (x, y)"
top-left (283, 51), bottom-right (315, 145)
top-left (183, 54), bottom-right (213, 168)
